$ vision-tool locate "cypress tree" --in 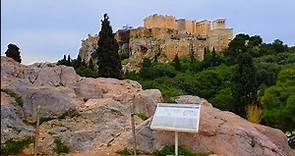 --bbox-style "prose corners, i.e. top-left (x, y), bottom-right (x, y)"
top-left (172, 54), bottom-right (181, 71)
top-left (231, 52), bottom-right (257, 117)
top-left (5, 43), bottom-right (22, 63)
top-left (94, 13), bottom-right (122, 78)
top-left (67, 55), bottom-right (71, 66)
top-left (89, 58), bottom-right (94, 70)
